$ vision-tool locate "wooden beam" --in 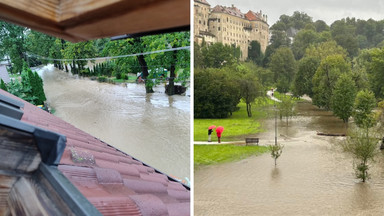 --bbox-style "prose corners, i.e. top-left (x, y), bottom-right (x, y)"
top-left (0, 0), bottom-right (190, 42)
